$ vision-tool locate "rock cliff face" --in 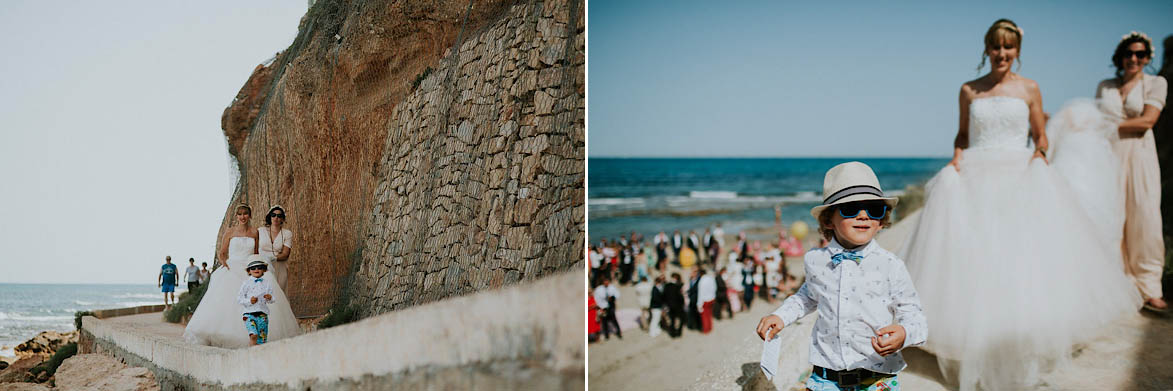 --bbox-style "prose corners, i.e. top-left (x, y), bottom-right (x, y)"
top-left (219, 0), bottom-right (584, 317)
